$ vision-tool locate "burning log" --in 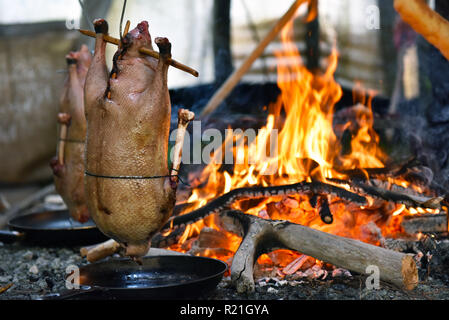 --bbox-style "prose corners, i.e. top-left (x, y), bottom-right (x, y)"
top-left (318, 197), bottom-right (333, 224)
top-left (401, 213), bottom-right (448, 235)
top-left (218, 210), bottom-right (418, 293)
top-left (331, 179), bottom-right (443, 209)
top-left (338, 158), bottom-right (435, 189)
top-left (317, 196), bottom-right (333, 224)
top-left (308, 194), bottom-right (333, 224)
